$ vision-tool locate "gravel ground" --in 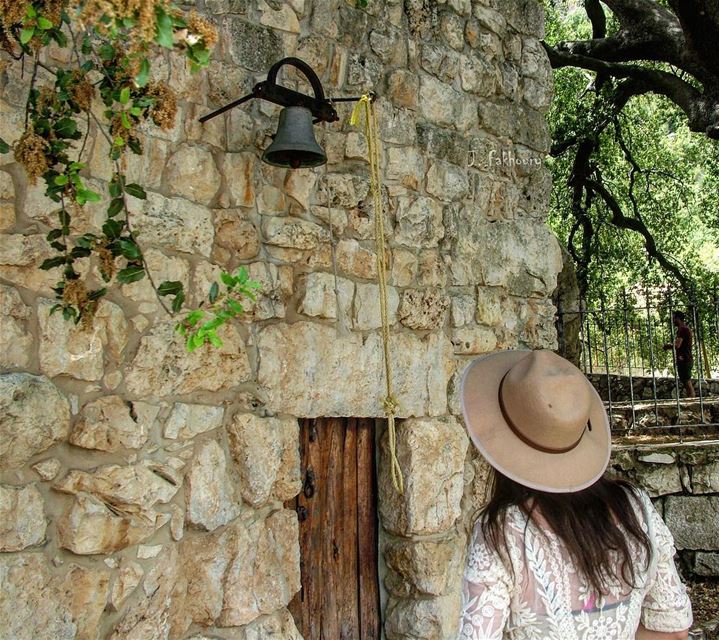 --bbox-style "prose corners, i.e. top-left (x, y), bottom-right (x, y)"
top-left (688, 578), bottom-right (719, 628)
